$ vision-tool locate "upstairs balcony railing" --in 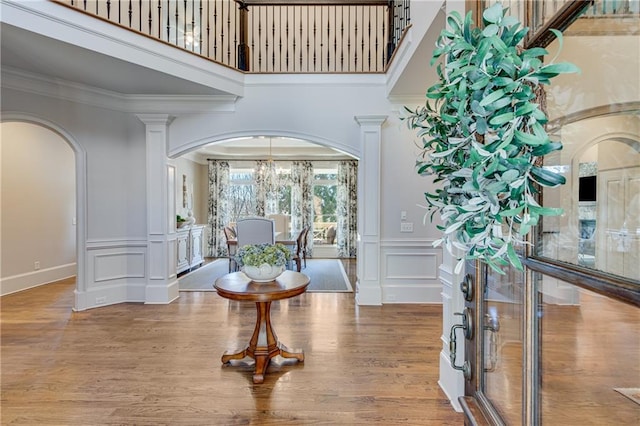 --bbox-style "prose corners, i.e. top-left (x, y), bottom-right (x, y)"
top-left (54, 0), bottom-right (411, 73)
